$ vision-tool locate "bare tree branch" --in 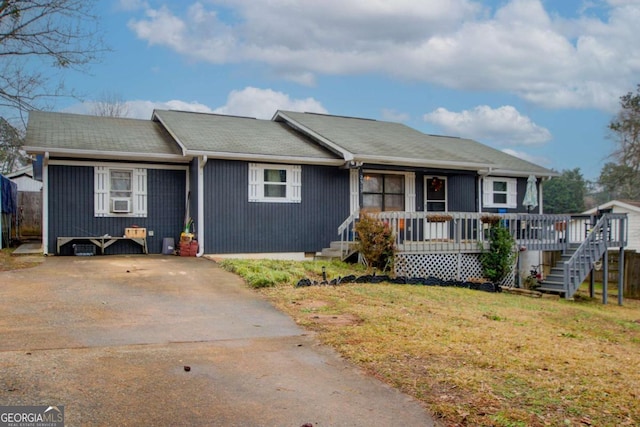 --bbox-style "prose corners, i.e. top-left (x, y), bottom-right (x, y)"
top-left (0, 0), bottom-right (105, 171)
top-left (0, 0), bottom-right (105, 116)
top-left (90, 91), bottom-right (130, 118)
